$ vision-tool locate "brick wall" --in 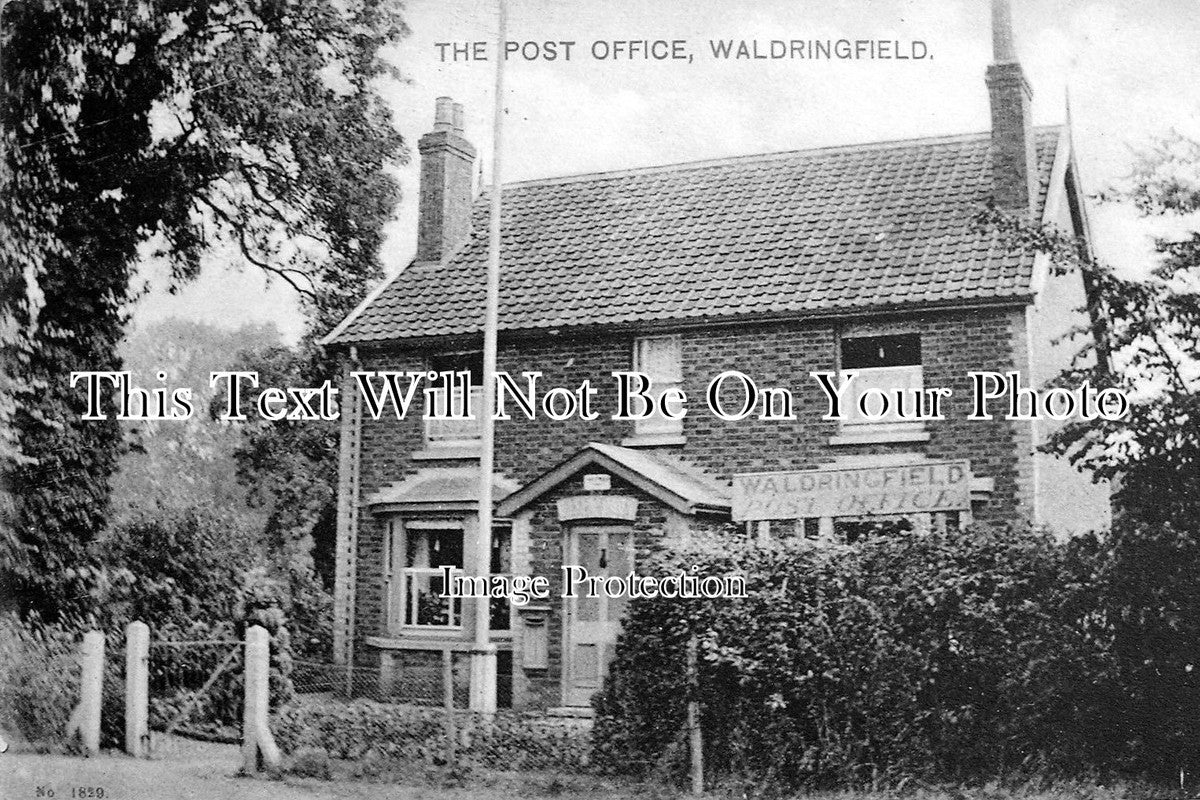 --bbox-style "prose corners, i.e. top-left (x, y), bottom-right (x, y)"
top-left (348, 305), bottom-right (1033, 658)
